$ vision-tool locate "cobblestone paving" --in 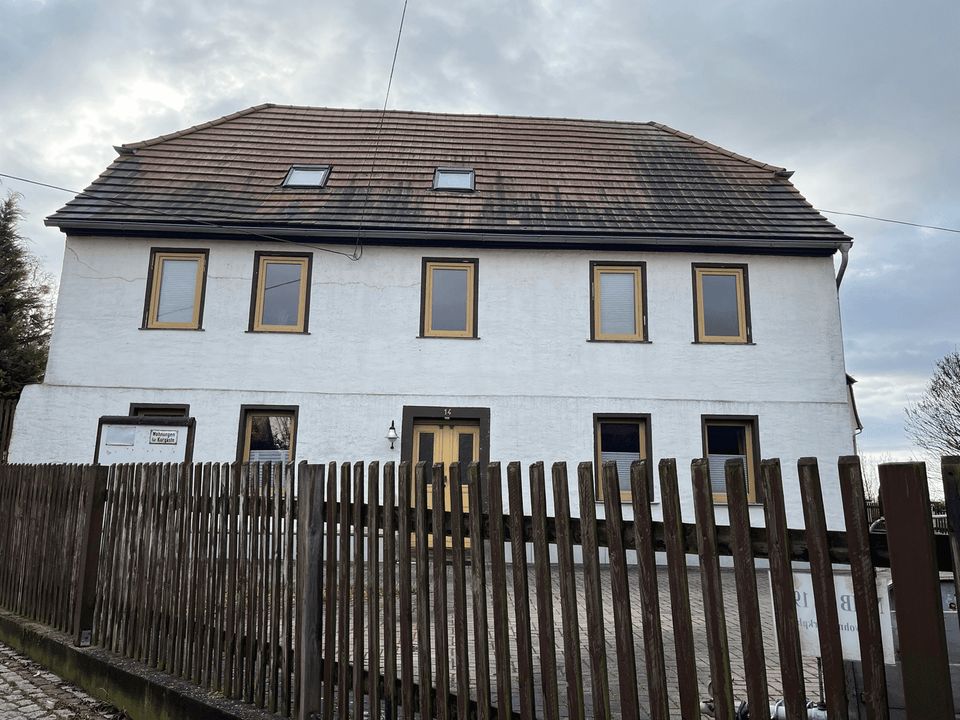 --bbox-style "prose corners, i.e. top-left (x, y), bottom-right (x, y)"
top-left (0, 643), bottom-right (124, 720)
